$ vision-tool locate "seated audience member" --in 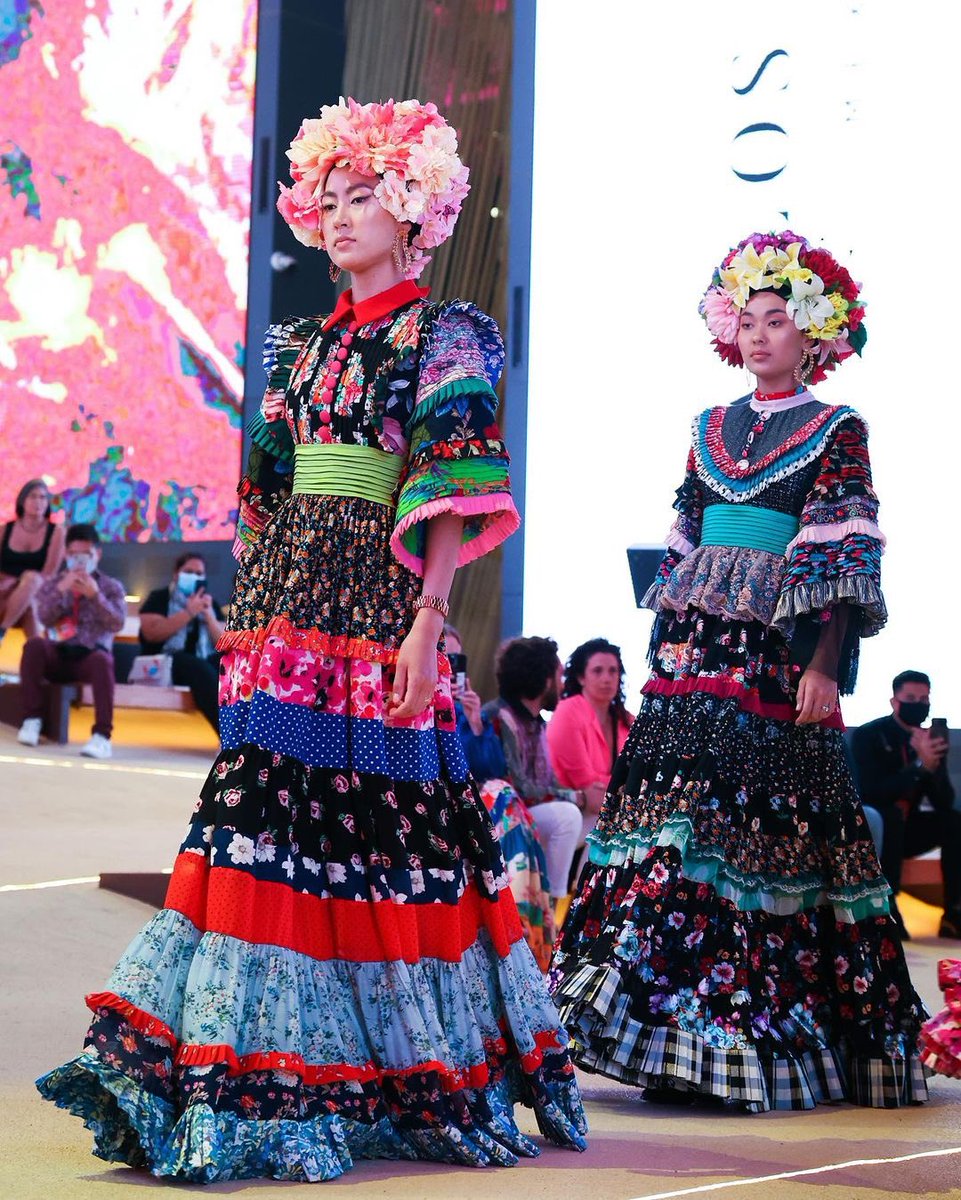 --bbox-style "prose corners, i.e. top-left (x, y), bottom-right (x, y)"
top-left (138, 553), bottom-right (225, 733)
top-left (851, 670), bottom-right (959, 939)
top-left (0, 479), bottom-right (65, 644)
top-left (481, 636), bottom-right (583, 910)
top-left (446, 624), bottom-right (555, 969)
top-left (17, 524), bottom-right (126, 758)
top-left (548, 638), bottom-right (635, 878)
